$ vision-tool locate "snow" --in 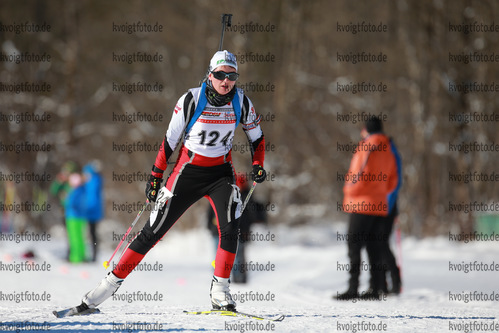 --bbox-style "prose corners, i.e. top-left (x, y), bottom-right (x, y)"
top-left (1, 222), bottom-right (498, 332)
